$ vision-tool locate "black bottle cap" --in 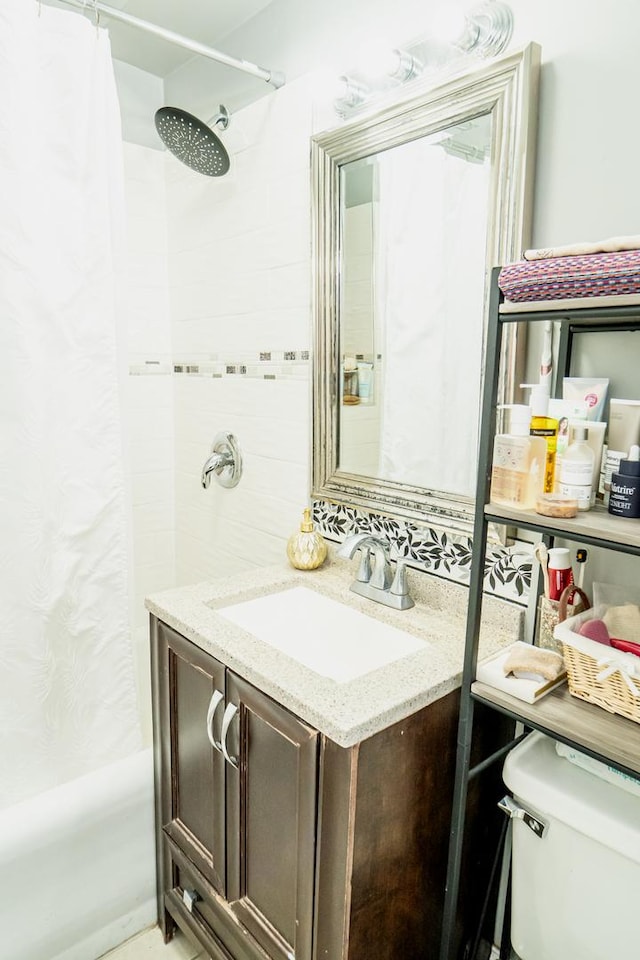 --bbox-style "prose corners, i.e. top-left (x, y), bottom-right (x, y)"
top-left (619, 445), bottom-right (640, 477)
